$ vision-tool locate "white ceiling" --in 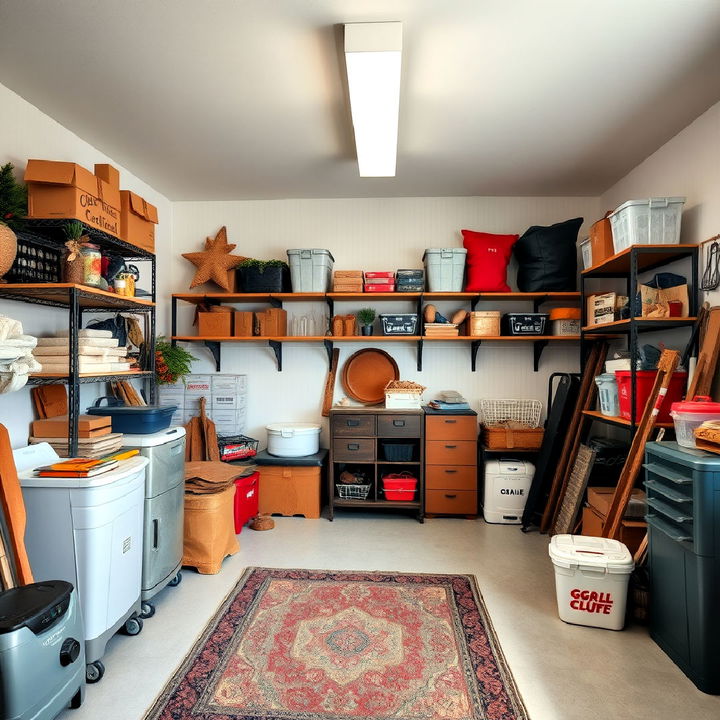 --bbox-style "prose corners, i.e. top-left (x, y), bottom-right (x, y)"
top-left (1, 0), bottom-right (719, 200)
